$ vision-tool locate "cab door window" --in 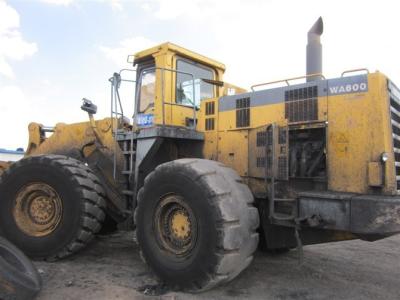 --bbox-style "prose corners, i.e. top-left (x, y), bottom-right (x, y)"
top-left (176, 59), bottom-right (214, 107)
